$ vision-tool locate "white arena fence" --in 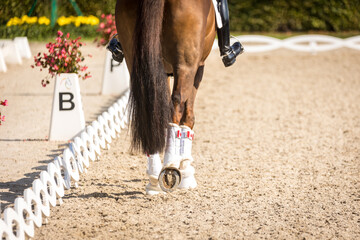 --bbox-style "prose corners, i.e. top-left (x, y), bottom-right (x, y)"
top-left (0, 90), bottom-right (130, 240)
top-left (212, 35), bottom-right (360, 53)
